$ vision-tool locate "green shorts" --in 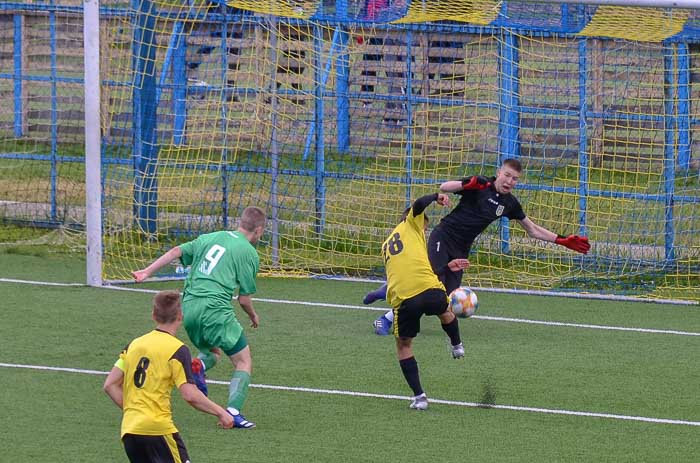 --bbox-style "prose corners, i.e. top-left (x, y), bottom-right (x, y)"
top-left (182, 298), bottom-right (248, 357)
